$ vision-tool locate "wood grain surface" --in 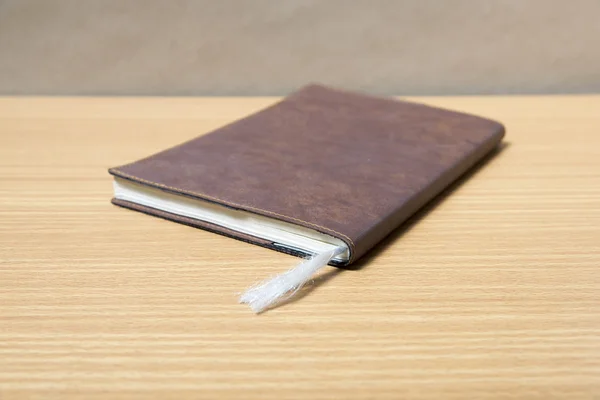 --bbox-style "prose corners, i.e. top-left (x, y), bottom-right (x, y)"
top-left (1, 96), bottom-right (599, 399)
